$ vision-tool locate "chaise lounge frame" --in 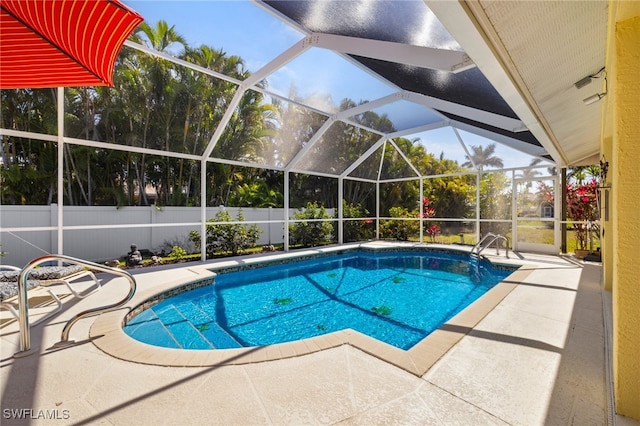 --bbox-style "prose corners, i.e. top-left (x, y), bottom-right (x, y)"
top-left (0, 264), bottom-right (102, 326)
